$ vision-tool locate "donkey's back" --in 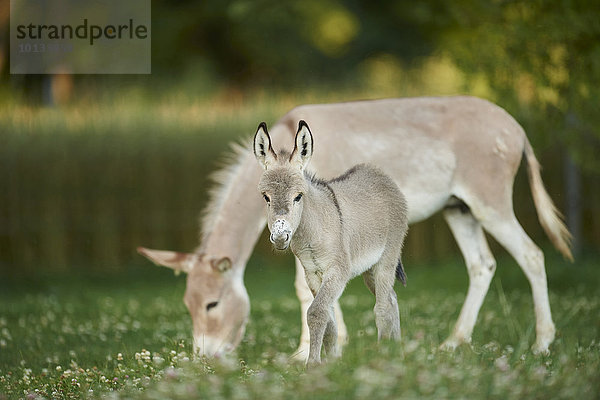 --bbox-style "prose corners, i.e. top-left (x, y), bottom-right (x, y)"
top-left (321, 164), bottom-right (408, 279)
